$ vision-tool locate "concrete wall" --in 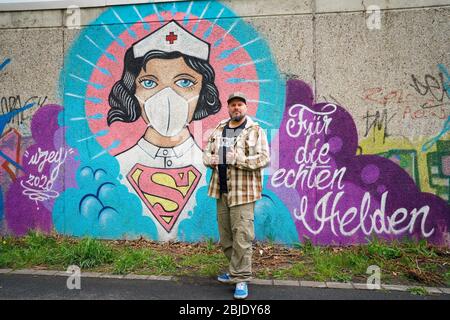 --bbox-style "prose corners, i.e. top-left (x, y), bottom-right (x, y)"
top-left (0, 0), bottom-right (449, 245)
